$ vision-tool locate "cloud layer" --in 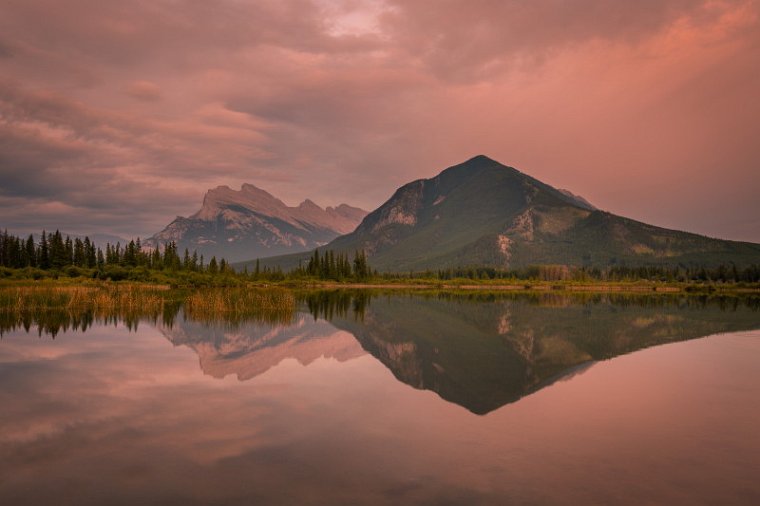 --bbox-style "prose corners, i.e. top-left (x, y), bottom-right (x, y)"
top-left (1, 0), bottom-right (759, 241)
